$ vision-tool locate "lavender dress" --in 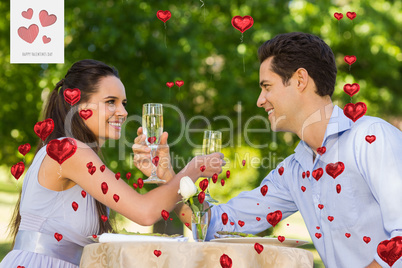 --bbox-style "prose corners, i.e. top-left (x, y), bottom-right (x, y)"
top-left (1, 145), bottom-right (99, 267)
